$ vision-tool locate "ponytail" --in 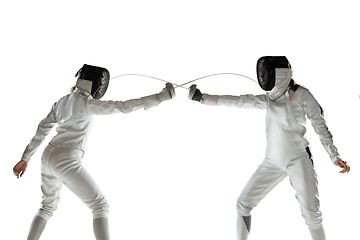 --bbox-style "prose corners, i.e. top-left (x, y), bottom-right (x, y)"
top-left (289, 79), bottom-right (300, 91)
top-left (70, 85), bottom-right (76, 93)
